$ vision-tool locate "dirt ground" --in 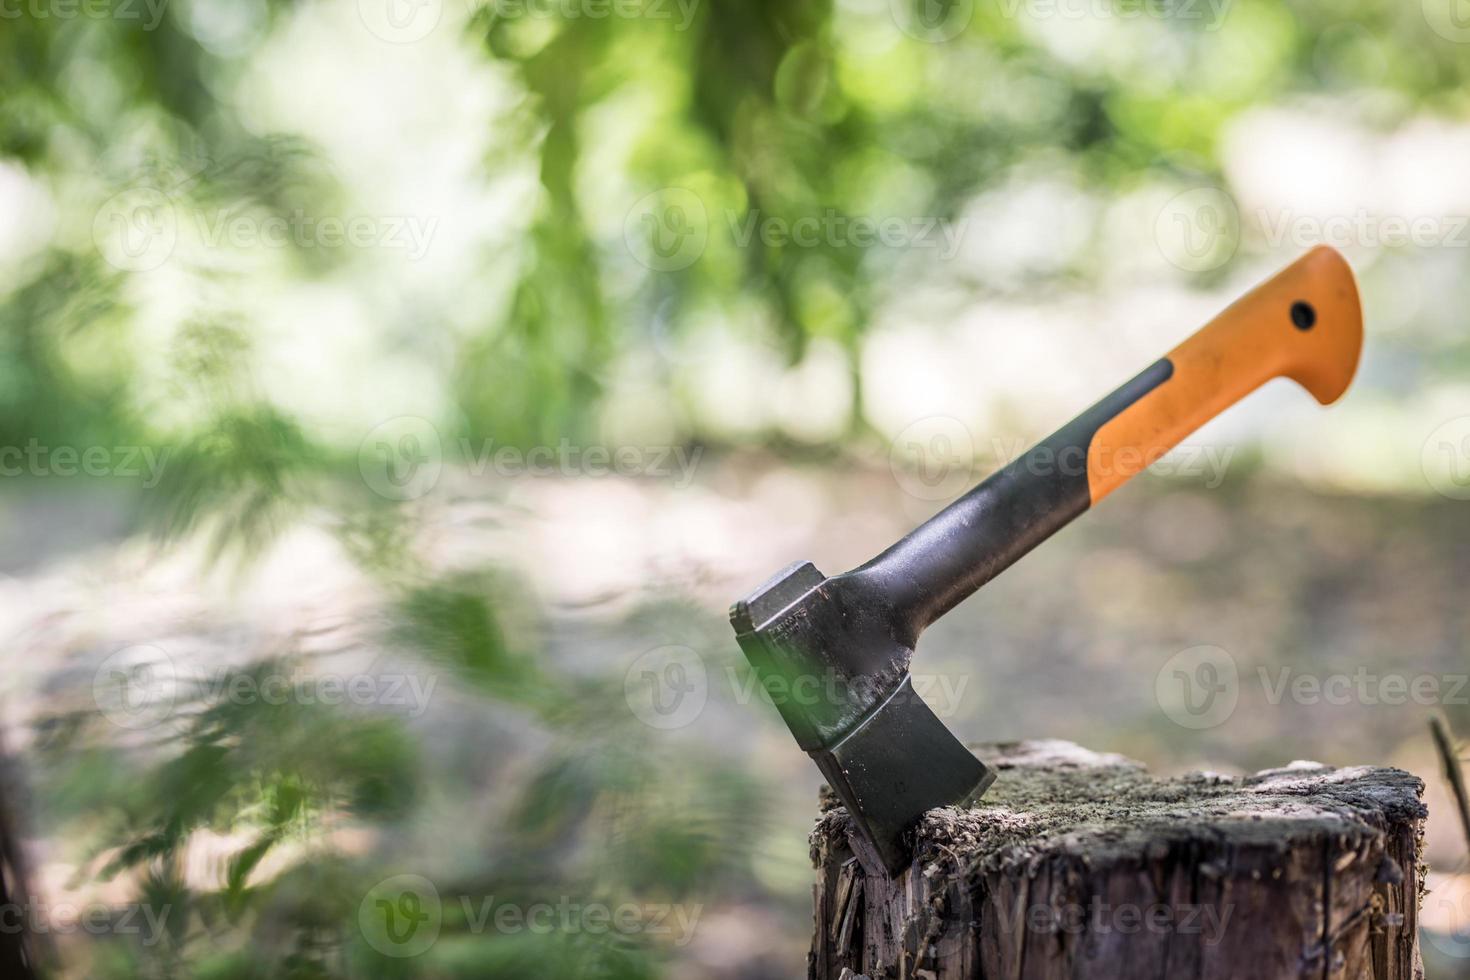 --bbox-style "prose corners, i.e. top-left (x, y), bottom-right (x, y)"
top-left (2, 456), bottom-right (1467, 977)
